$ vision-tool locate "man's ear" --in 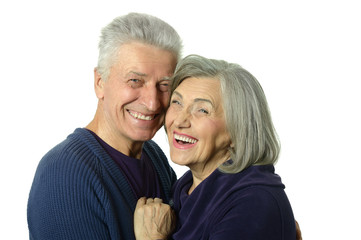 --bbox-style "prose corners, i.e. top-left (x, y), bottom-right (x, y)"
top-left (94, 68), bottom-right (105, 99)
